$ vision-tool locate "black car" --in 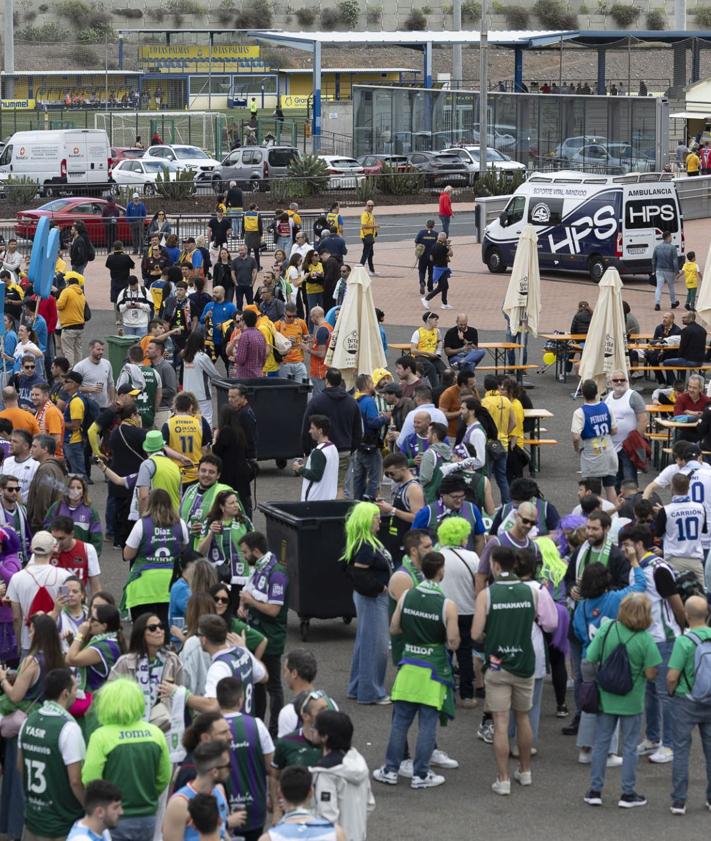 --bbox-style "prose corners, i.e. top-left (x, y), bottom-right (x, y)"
top-left (406, 151), bottom-right (470, 186)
